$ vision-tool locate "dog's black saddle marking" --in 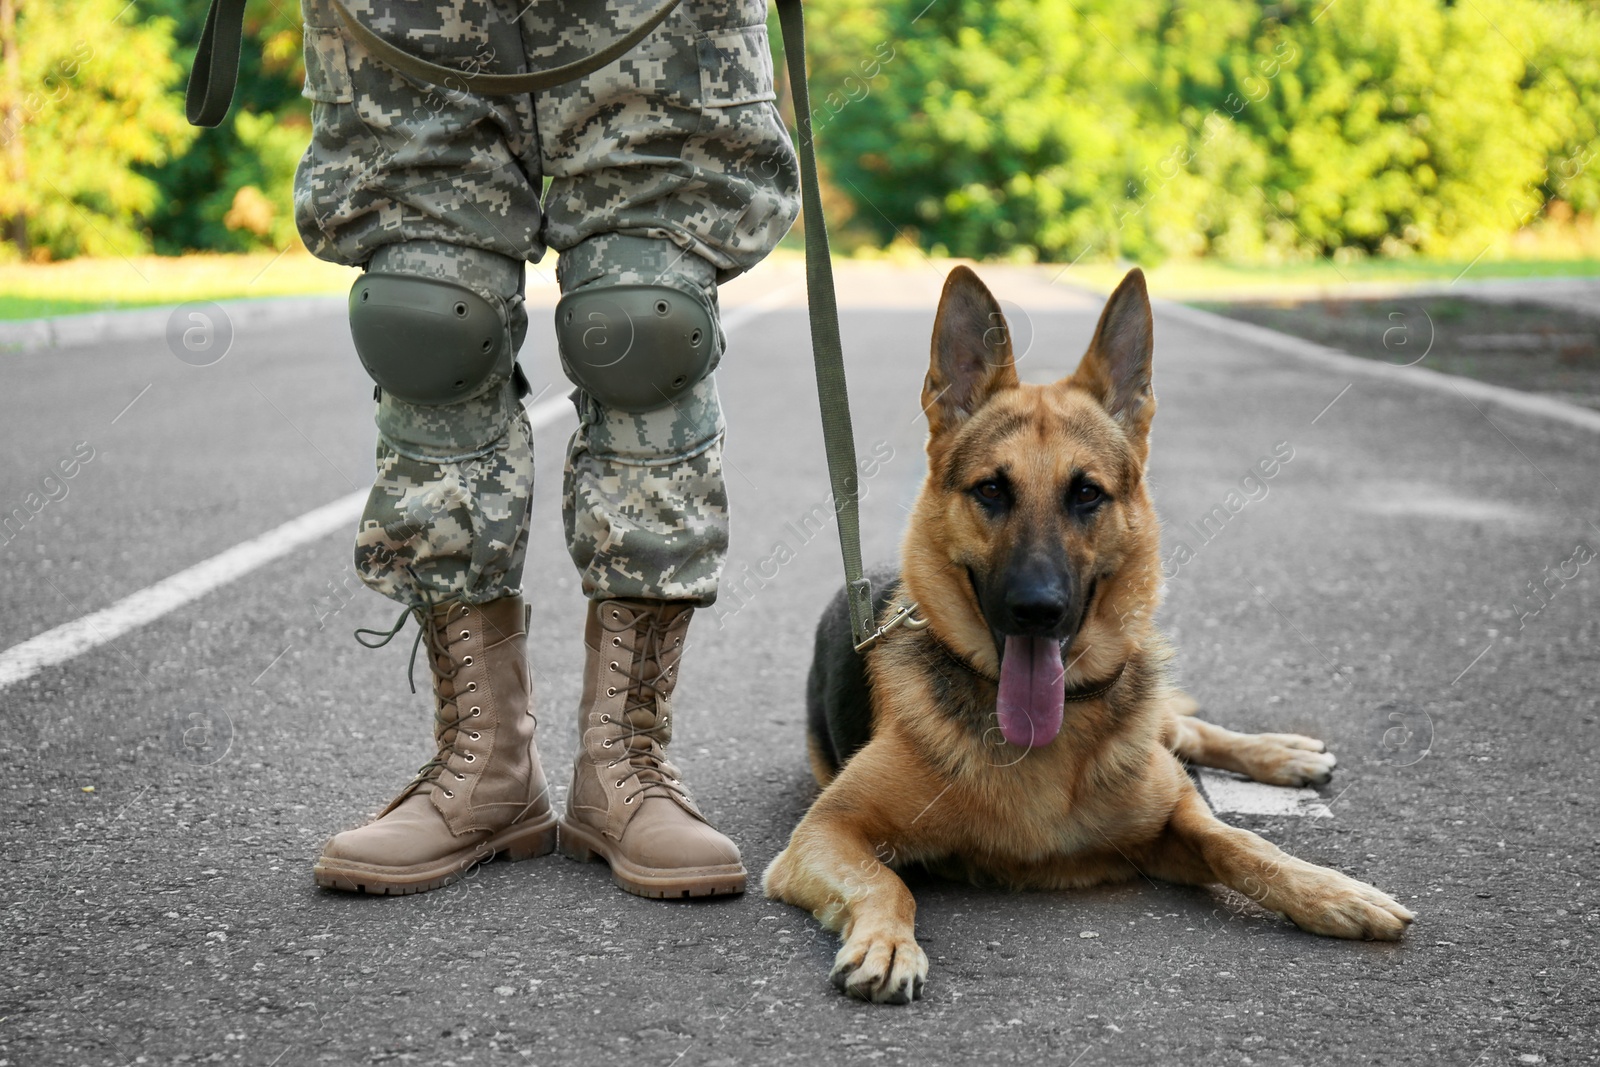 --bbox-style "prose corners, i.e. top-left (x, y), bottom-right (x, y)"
top-left (807, 567), bottom-right (902, 777)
